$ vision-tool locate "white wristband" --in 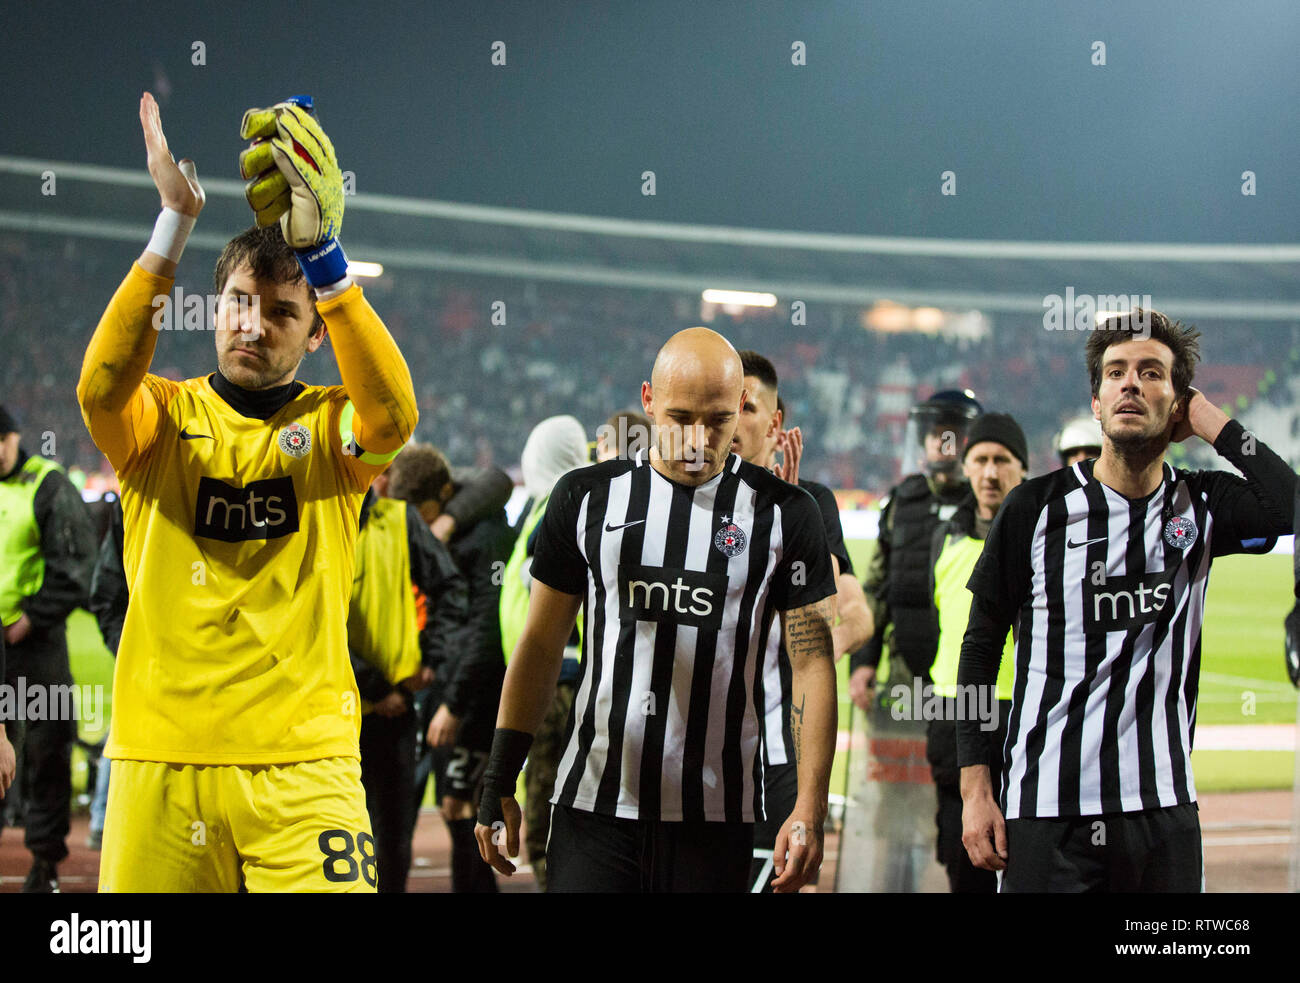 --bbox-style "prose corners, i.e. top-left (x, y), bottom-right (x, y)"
top-left (145, 207), bottom-right (196, 264)
top-left (313, 276), bottom-right (354, 301)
